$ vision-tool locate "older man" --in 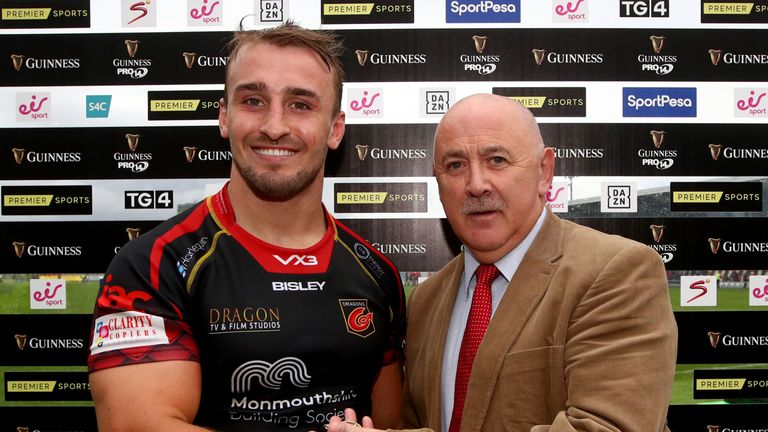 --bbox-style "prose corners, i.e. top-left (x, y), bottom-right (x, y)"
top-left (331, 93), bottom-right (677, 432)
